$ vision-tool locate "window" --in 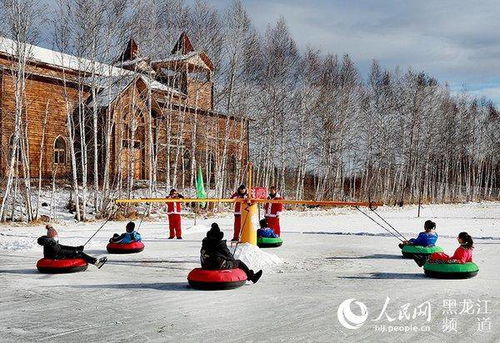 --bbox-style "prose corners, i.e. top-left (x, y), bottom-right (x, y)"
top-left (54, 136), bottom-right (66, 164)
top-left (122, 140), bottom-right (141, 149)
